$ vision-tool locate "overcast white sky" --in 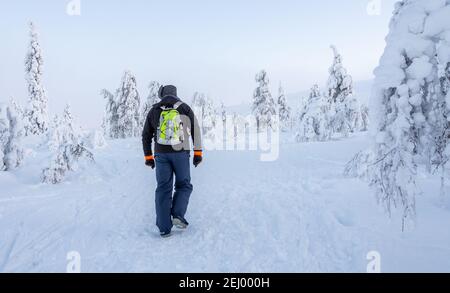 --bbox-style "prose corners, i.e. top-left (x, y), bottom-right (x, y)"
top-left (0, 0), bottom-right (397, 128)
